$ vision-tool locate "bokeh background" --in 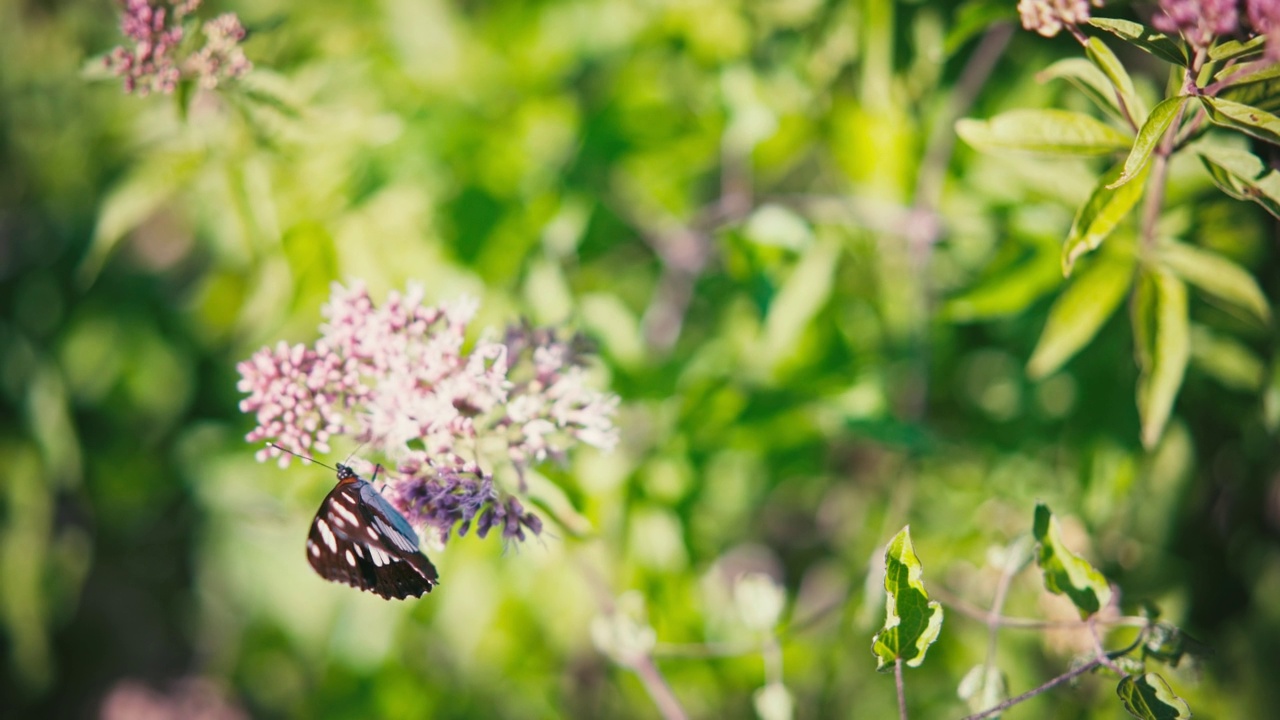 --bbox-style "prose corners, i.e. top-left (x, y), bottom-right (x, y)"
top-left (2, 0), bottom-right (1278, 717)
